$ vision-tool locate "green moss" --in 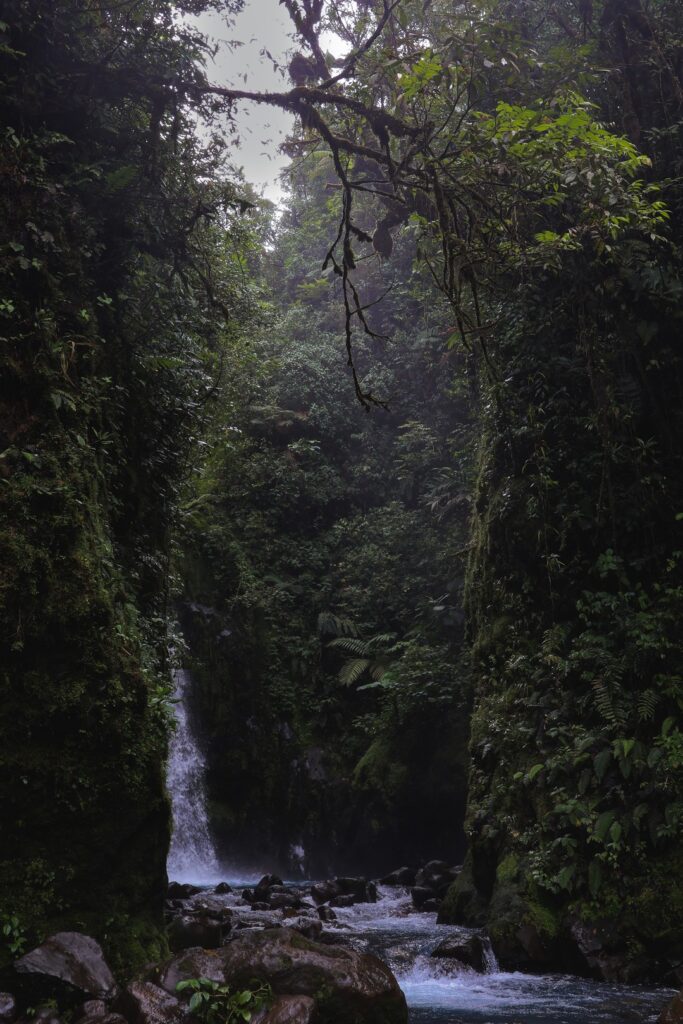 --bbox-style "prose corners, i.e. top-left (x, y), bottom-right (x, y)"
top-left (524, 899), bottom-right (561, 941)
top-left (496, 854), bottom-right (519, 885)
